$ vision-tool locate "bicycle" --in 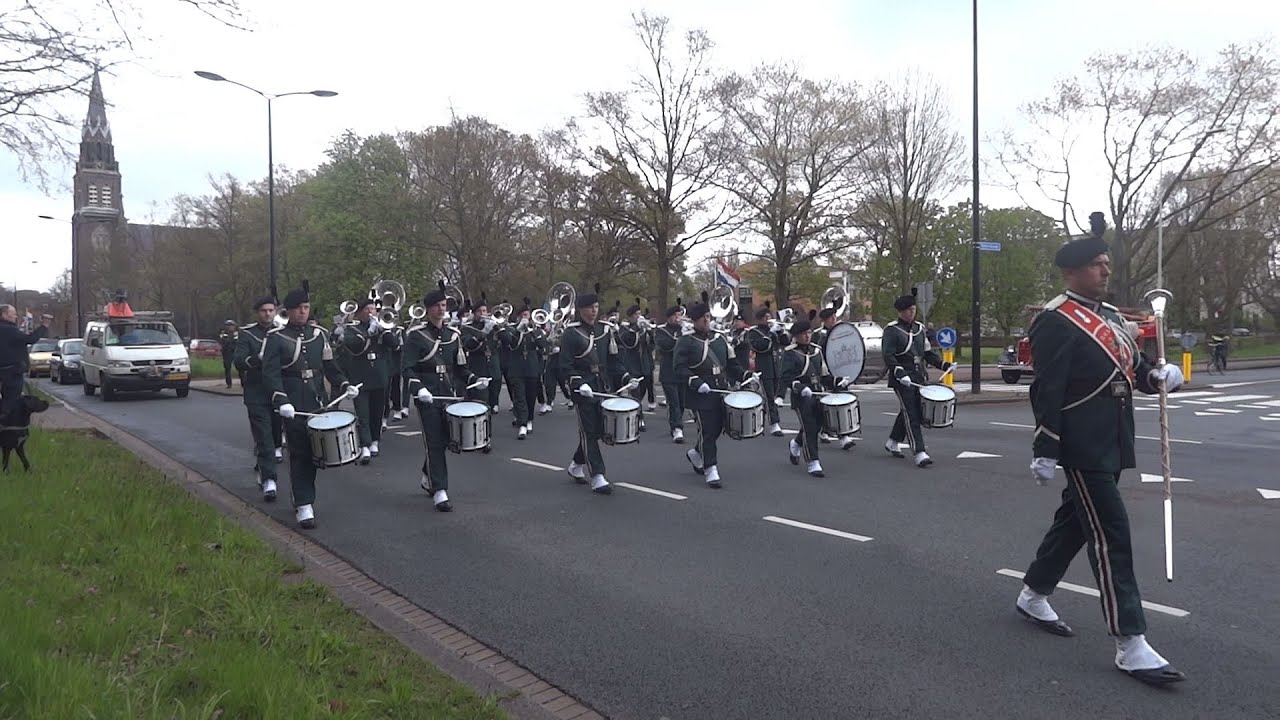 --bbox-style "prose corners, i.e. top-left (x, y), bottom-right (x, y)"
top-left (1204, 342), bottom-right (1228, 375)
